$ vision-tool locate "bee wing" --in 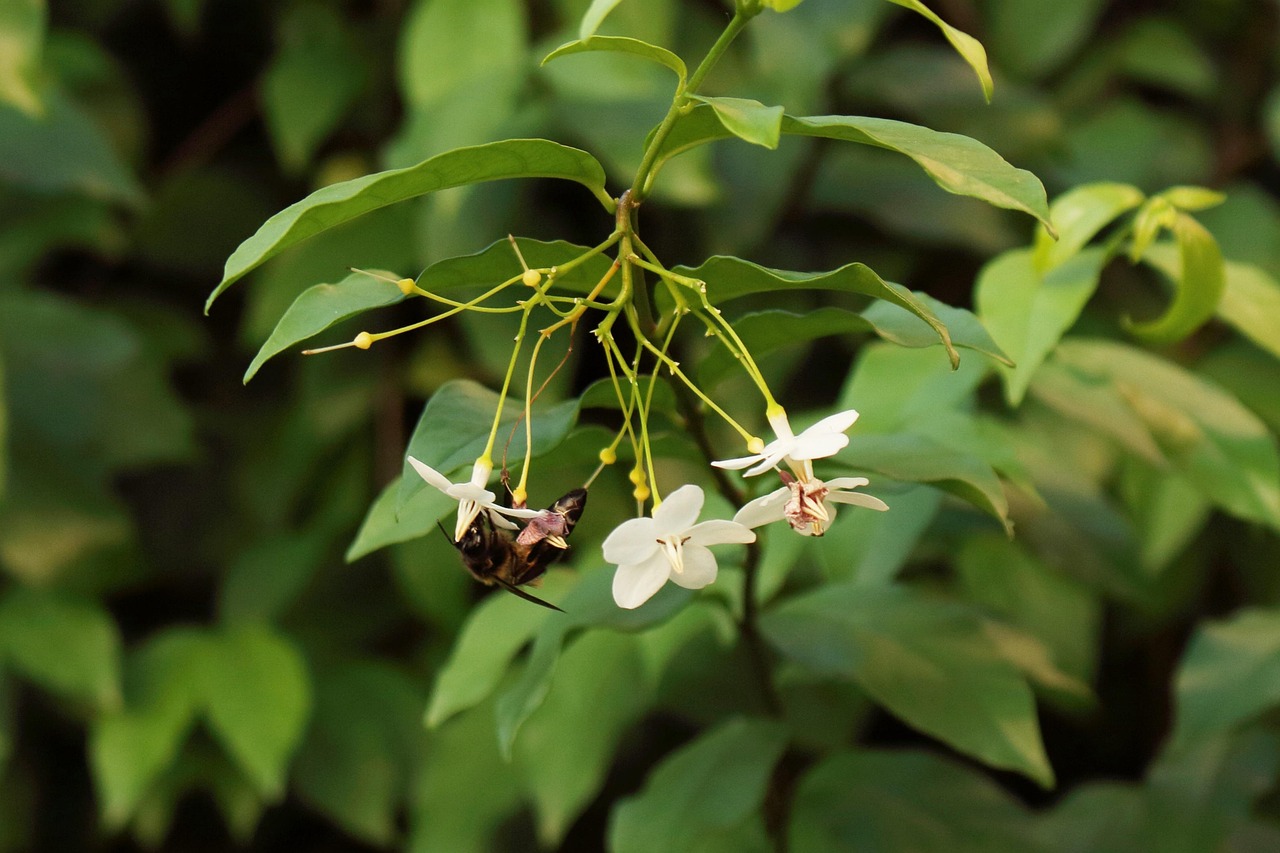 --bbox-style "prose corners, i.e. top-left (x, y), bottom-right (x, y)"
top-left (493, 576), bottom-right (565, 612)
